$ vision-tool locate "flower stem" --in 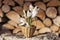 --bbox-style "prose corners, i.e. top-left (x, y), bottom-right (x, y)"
top-left (27, 17), bottom-right (32, 27)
